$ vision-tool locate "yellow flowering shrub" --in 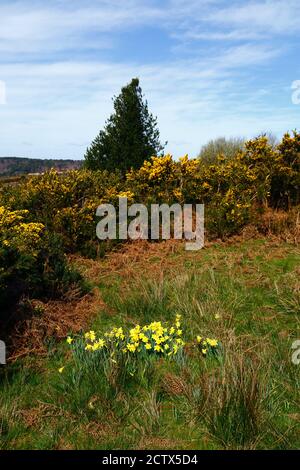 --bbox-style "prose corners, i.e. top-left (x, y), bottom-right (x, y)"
top-left (126, 154), bottom-right (179, 204)
top-left (0, 206), bottom-right (44, 253)
top-left (0, 206), bottom-right (44, 312)
top-left (0, 205), bottom-right (84, 315)
top-left (0, 132), bottom-right (298, 252)
top-left (272, 131), bottom-right (300, 208)
top-left (0, 169), bottom-right (123, 253)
